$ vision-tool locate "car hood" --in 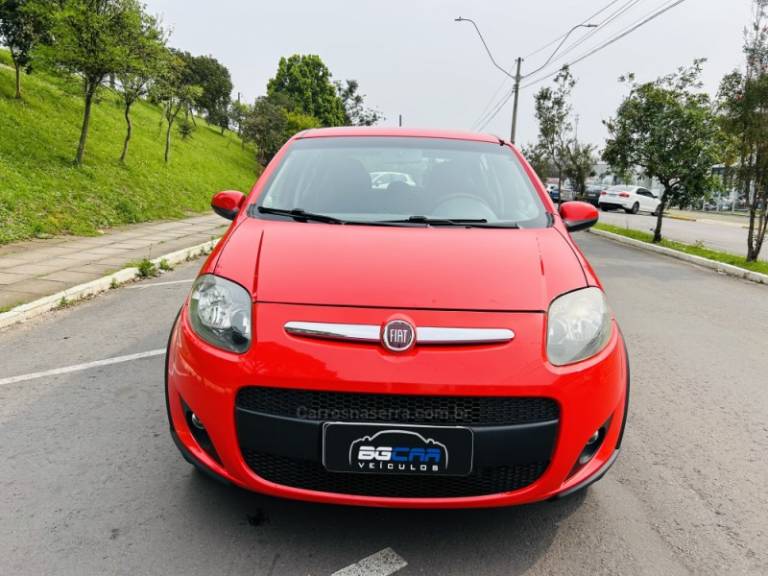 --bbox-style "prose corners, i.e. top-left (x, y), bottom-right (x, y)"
top-left (214, 219), bottom-right (587, 312)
